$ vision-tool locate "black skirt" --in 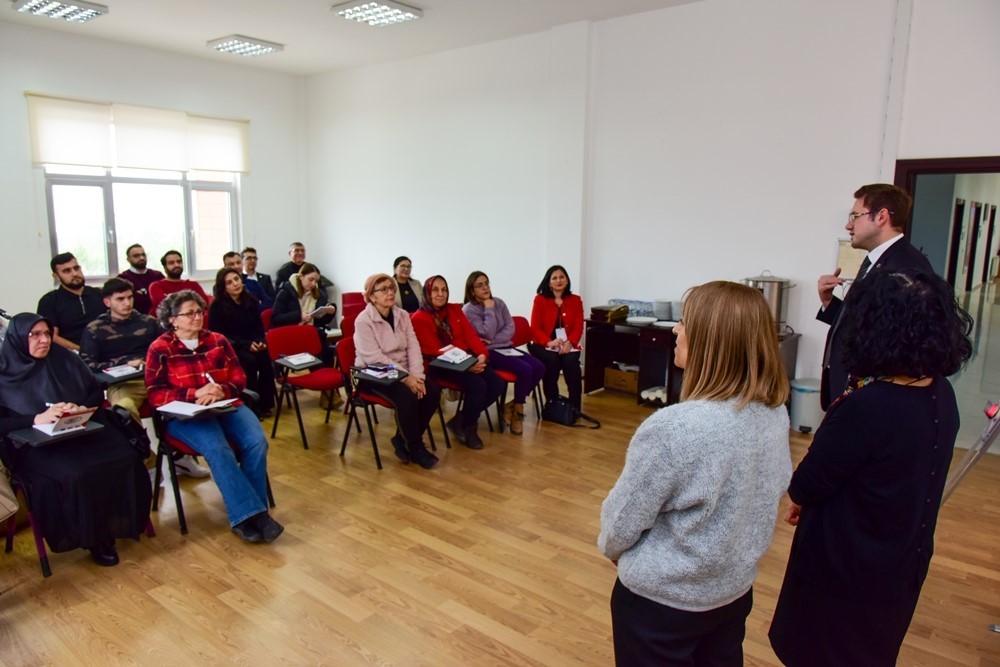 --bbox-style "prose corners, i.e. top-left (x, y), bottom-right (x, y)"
top-left (10, 420), bottom-right (152, 552)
